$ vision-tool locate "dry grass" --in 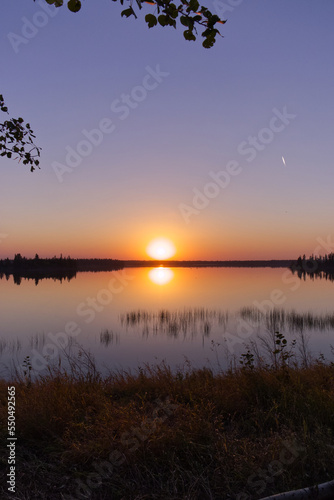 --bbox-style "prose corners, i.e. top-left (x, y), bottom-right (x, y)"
top-left (1, 357), bottom-right (334, 499)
